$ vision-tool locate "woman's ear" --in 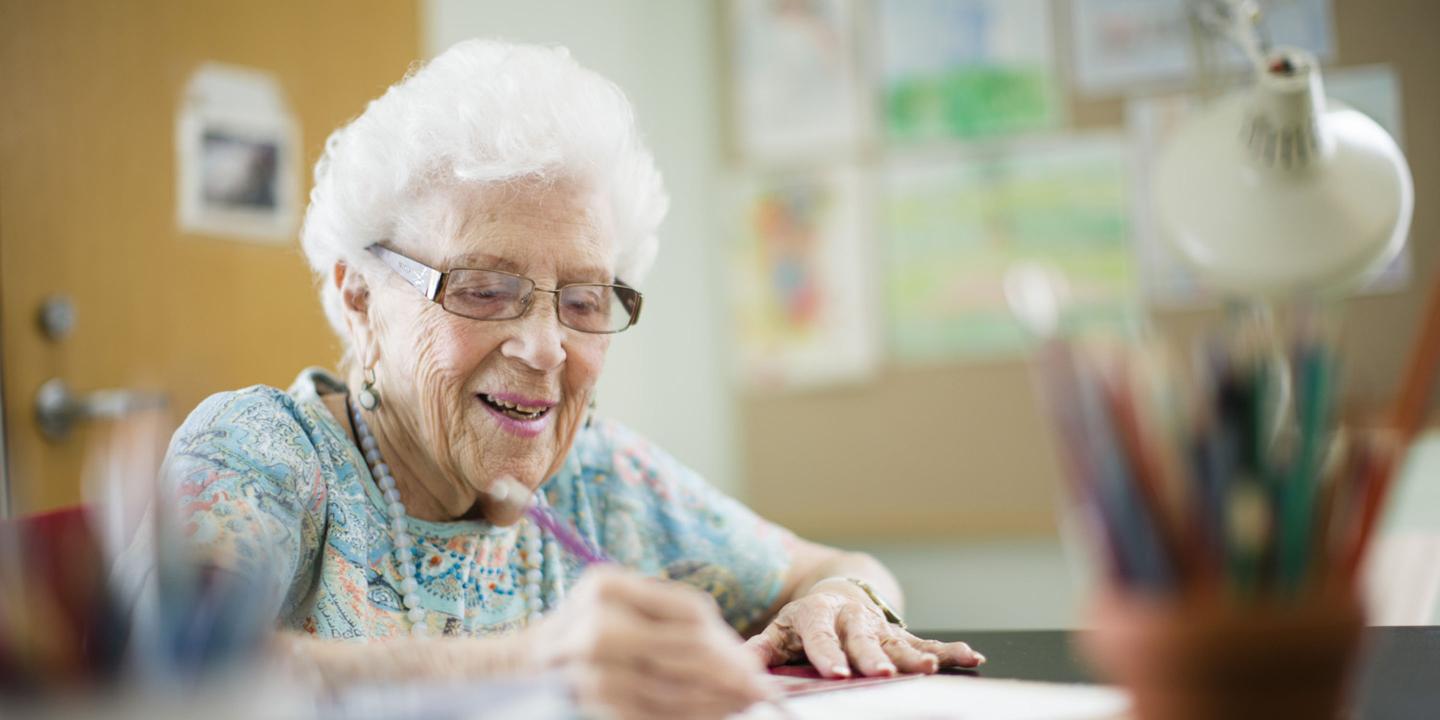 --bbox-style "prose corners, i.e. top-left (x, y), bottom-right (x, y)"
top-left (336, 261), bottom-right (370, 315)
top-left (336, 261), bottom-right (379, 368)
